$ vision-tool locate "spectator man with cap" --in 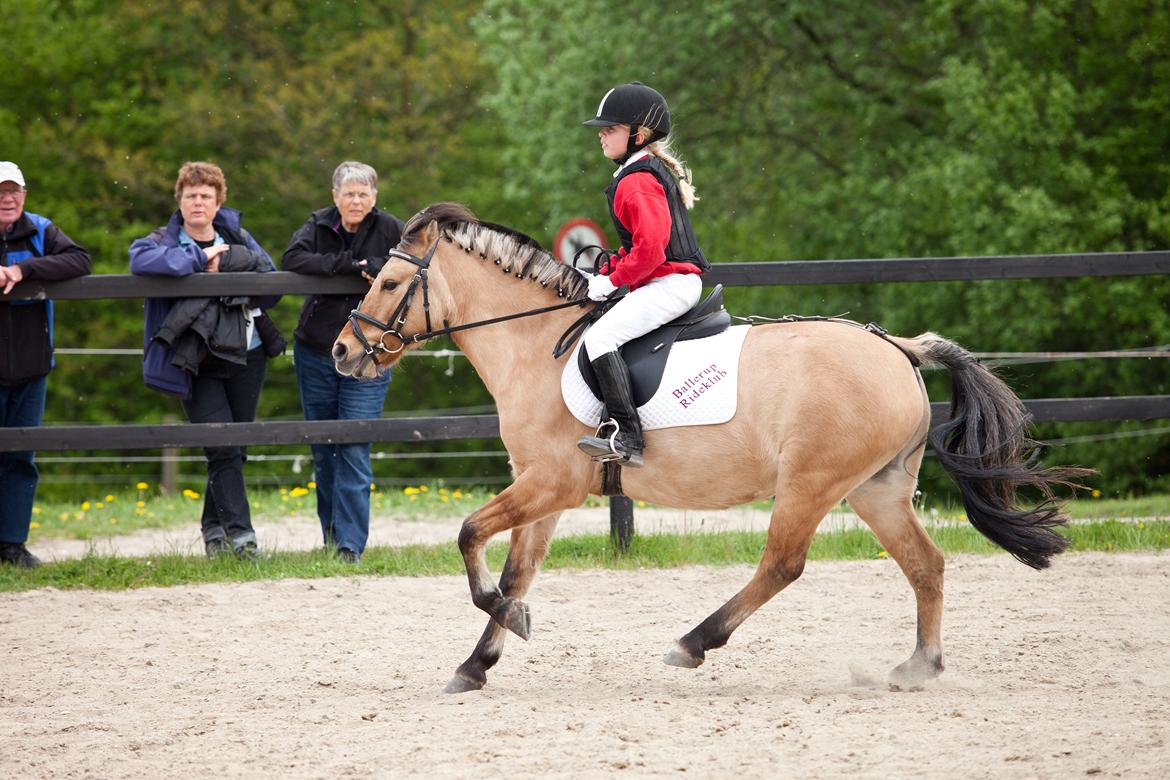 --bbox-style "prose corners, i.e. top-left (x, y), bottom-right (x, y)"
top-left (0, 161), bottom-right (92, 568)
